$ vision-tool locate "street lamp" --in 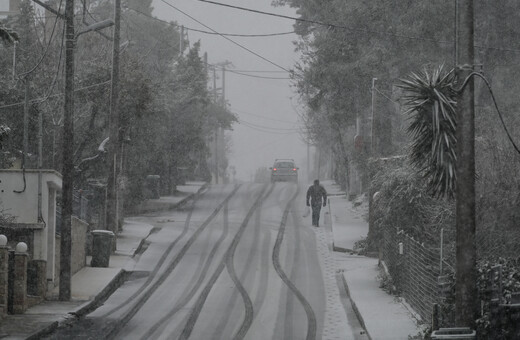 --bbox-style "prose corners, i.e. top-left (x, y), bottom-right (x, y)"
top-left (76, 19), bottom-right (114, 37)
